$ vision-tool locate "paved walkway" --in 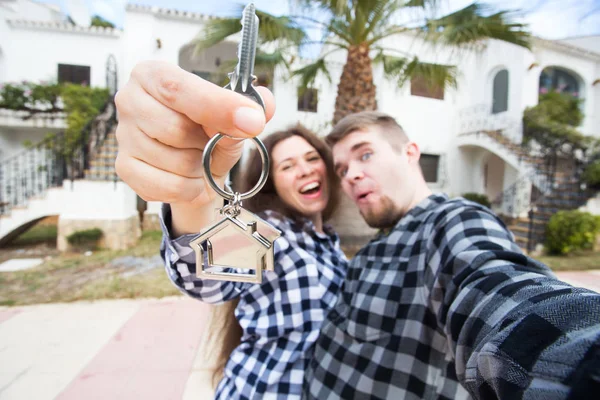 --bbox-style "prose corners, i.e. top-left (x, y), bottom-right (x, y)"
top-left (0, 271), bottom-right (599, 400)
top-left (0, 297), bottom-right (216, 400)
